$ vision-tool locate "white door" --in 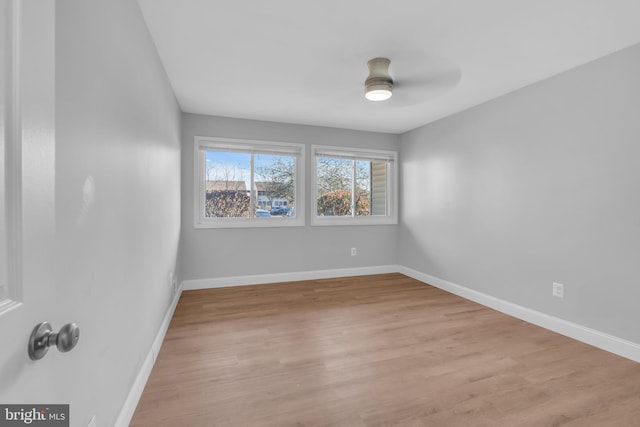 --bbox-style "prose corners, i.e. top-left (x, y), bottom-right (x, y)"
top-left (0, 0), bottom-right (71, 413)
